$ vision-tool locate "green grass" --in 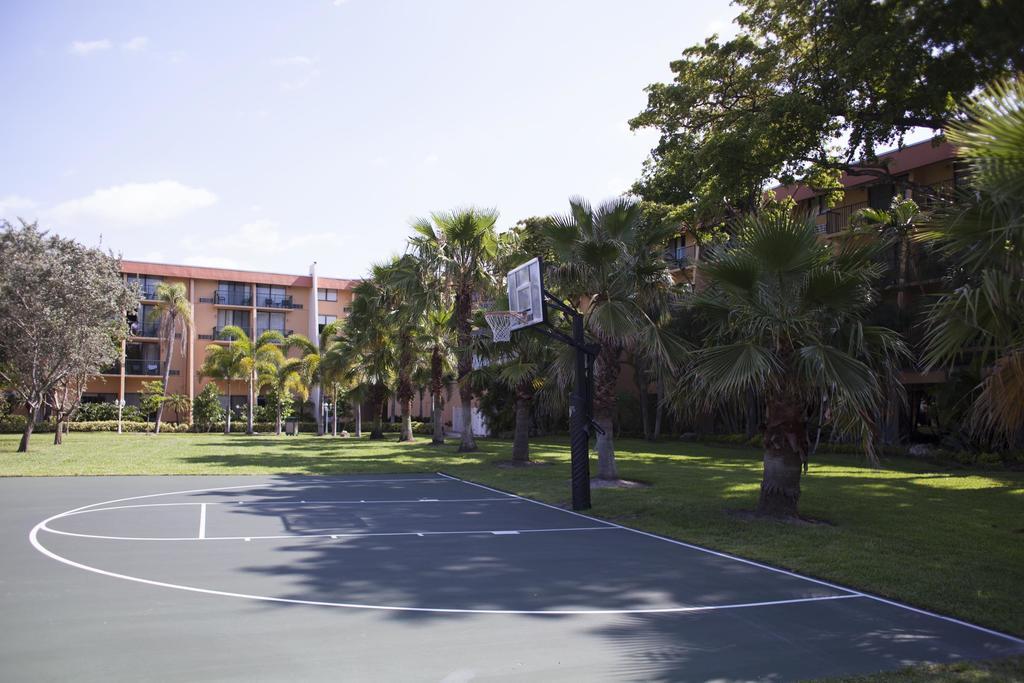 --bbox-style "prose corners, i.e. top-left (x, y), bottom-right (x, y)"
top-left (814, 656), bottom-right (1024, 682)
top-left (3, 432), bottom-right (1023, 651)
